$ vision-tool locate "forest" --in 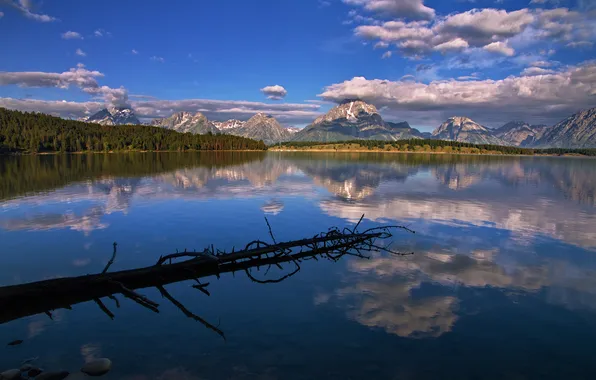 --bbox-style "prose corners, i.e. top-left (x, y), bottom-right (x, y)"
top-left (276, 139), bottom-right (596, 156)
top-left (0, 107), bottom-right (267, 154)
